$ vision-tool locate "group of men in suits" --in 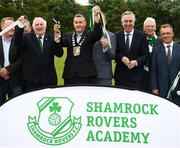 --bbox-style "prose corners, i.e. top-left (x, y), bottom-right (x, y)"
top-left (0, 6), bottom-right (179, 107)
